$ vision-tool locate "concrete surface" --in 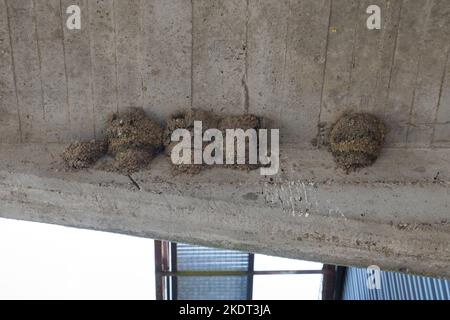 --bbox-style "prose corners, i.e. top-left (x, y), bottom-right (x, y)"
top-left (1, 0), bottom-right (449, 146)
top-left (0, 143), bottom-right (449, 278)
top-left (0, 0), bottom-right (450, 277)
